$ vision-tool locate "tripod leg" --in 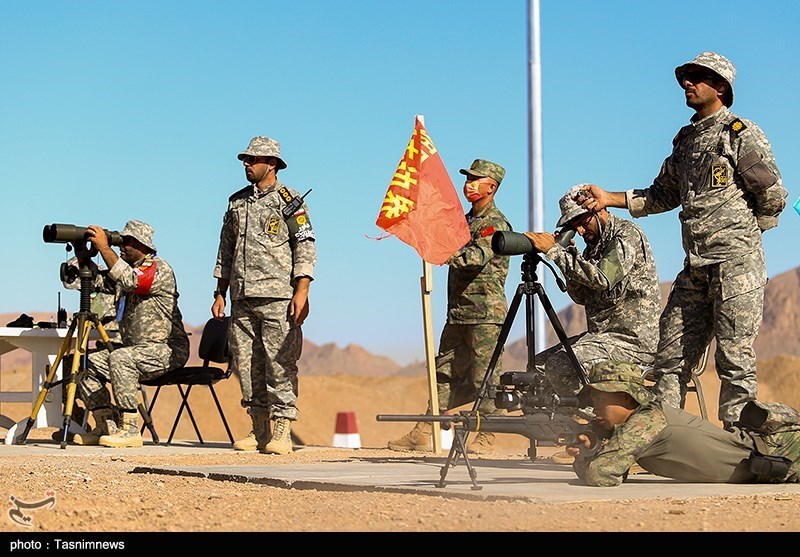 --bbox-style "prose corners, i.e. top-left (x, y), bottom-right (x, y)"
top-left (60, 316), bottom-right (93, 448)
top-left (469, 283), bottom-right (525, 413)
top-left (15, 320), bottom-right (78, 444)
